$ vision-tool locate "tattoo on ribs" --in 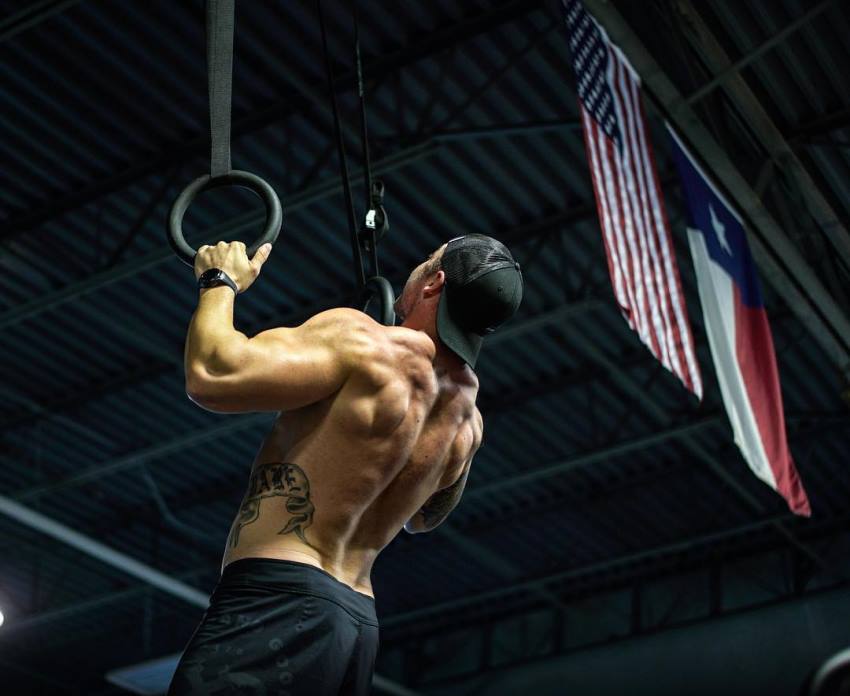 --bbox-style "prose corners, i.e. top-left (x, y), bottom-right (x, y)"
top-left (228, 462), bottom-right (316, 548)
top-left (421, 470), bottom-right (468, 529)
